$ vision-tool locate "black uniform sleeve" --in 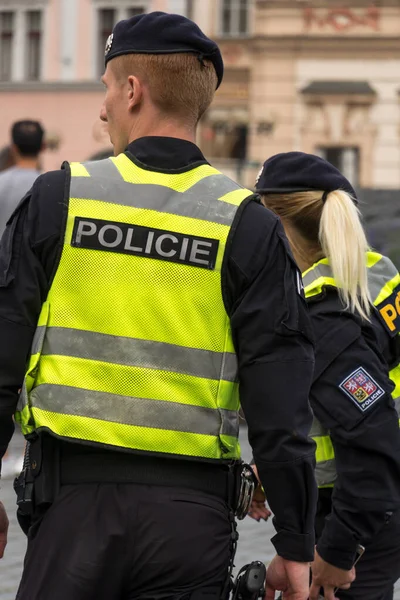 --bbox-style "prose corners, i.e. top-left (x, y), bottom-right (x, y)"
top-left (310, 310), bottom-right (400, 570)
top-left (227, 200), bottom-right (317, 562)
top-left (0, 170), bottom-right (66, 473)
